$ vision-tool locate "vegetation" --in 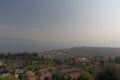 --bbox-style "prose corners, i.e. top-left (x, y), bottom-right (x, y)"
top-left (77, 71), bottom-right (93, 80)
top-left (0, 51), bottom-right (120, 80)
top-left (0, 53), bottom-right (59, 72)
top-left (95, 64), bottom-right (119, 80)
top-left (52, 72), bottom-right (72, 80)
top-left (0, 75), bottom-right (19, 80)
